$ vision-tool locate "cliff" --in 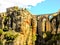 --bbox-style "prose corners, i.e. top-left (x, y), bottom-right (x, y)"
top-left (0, 6), bottom-right (60, 45)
